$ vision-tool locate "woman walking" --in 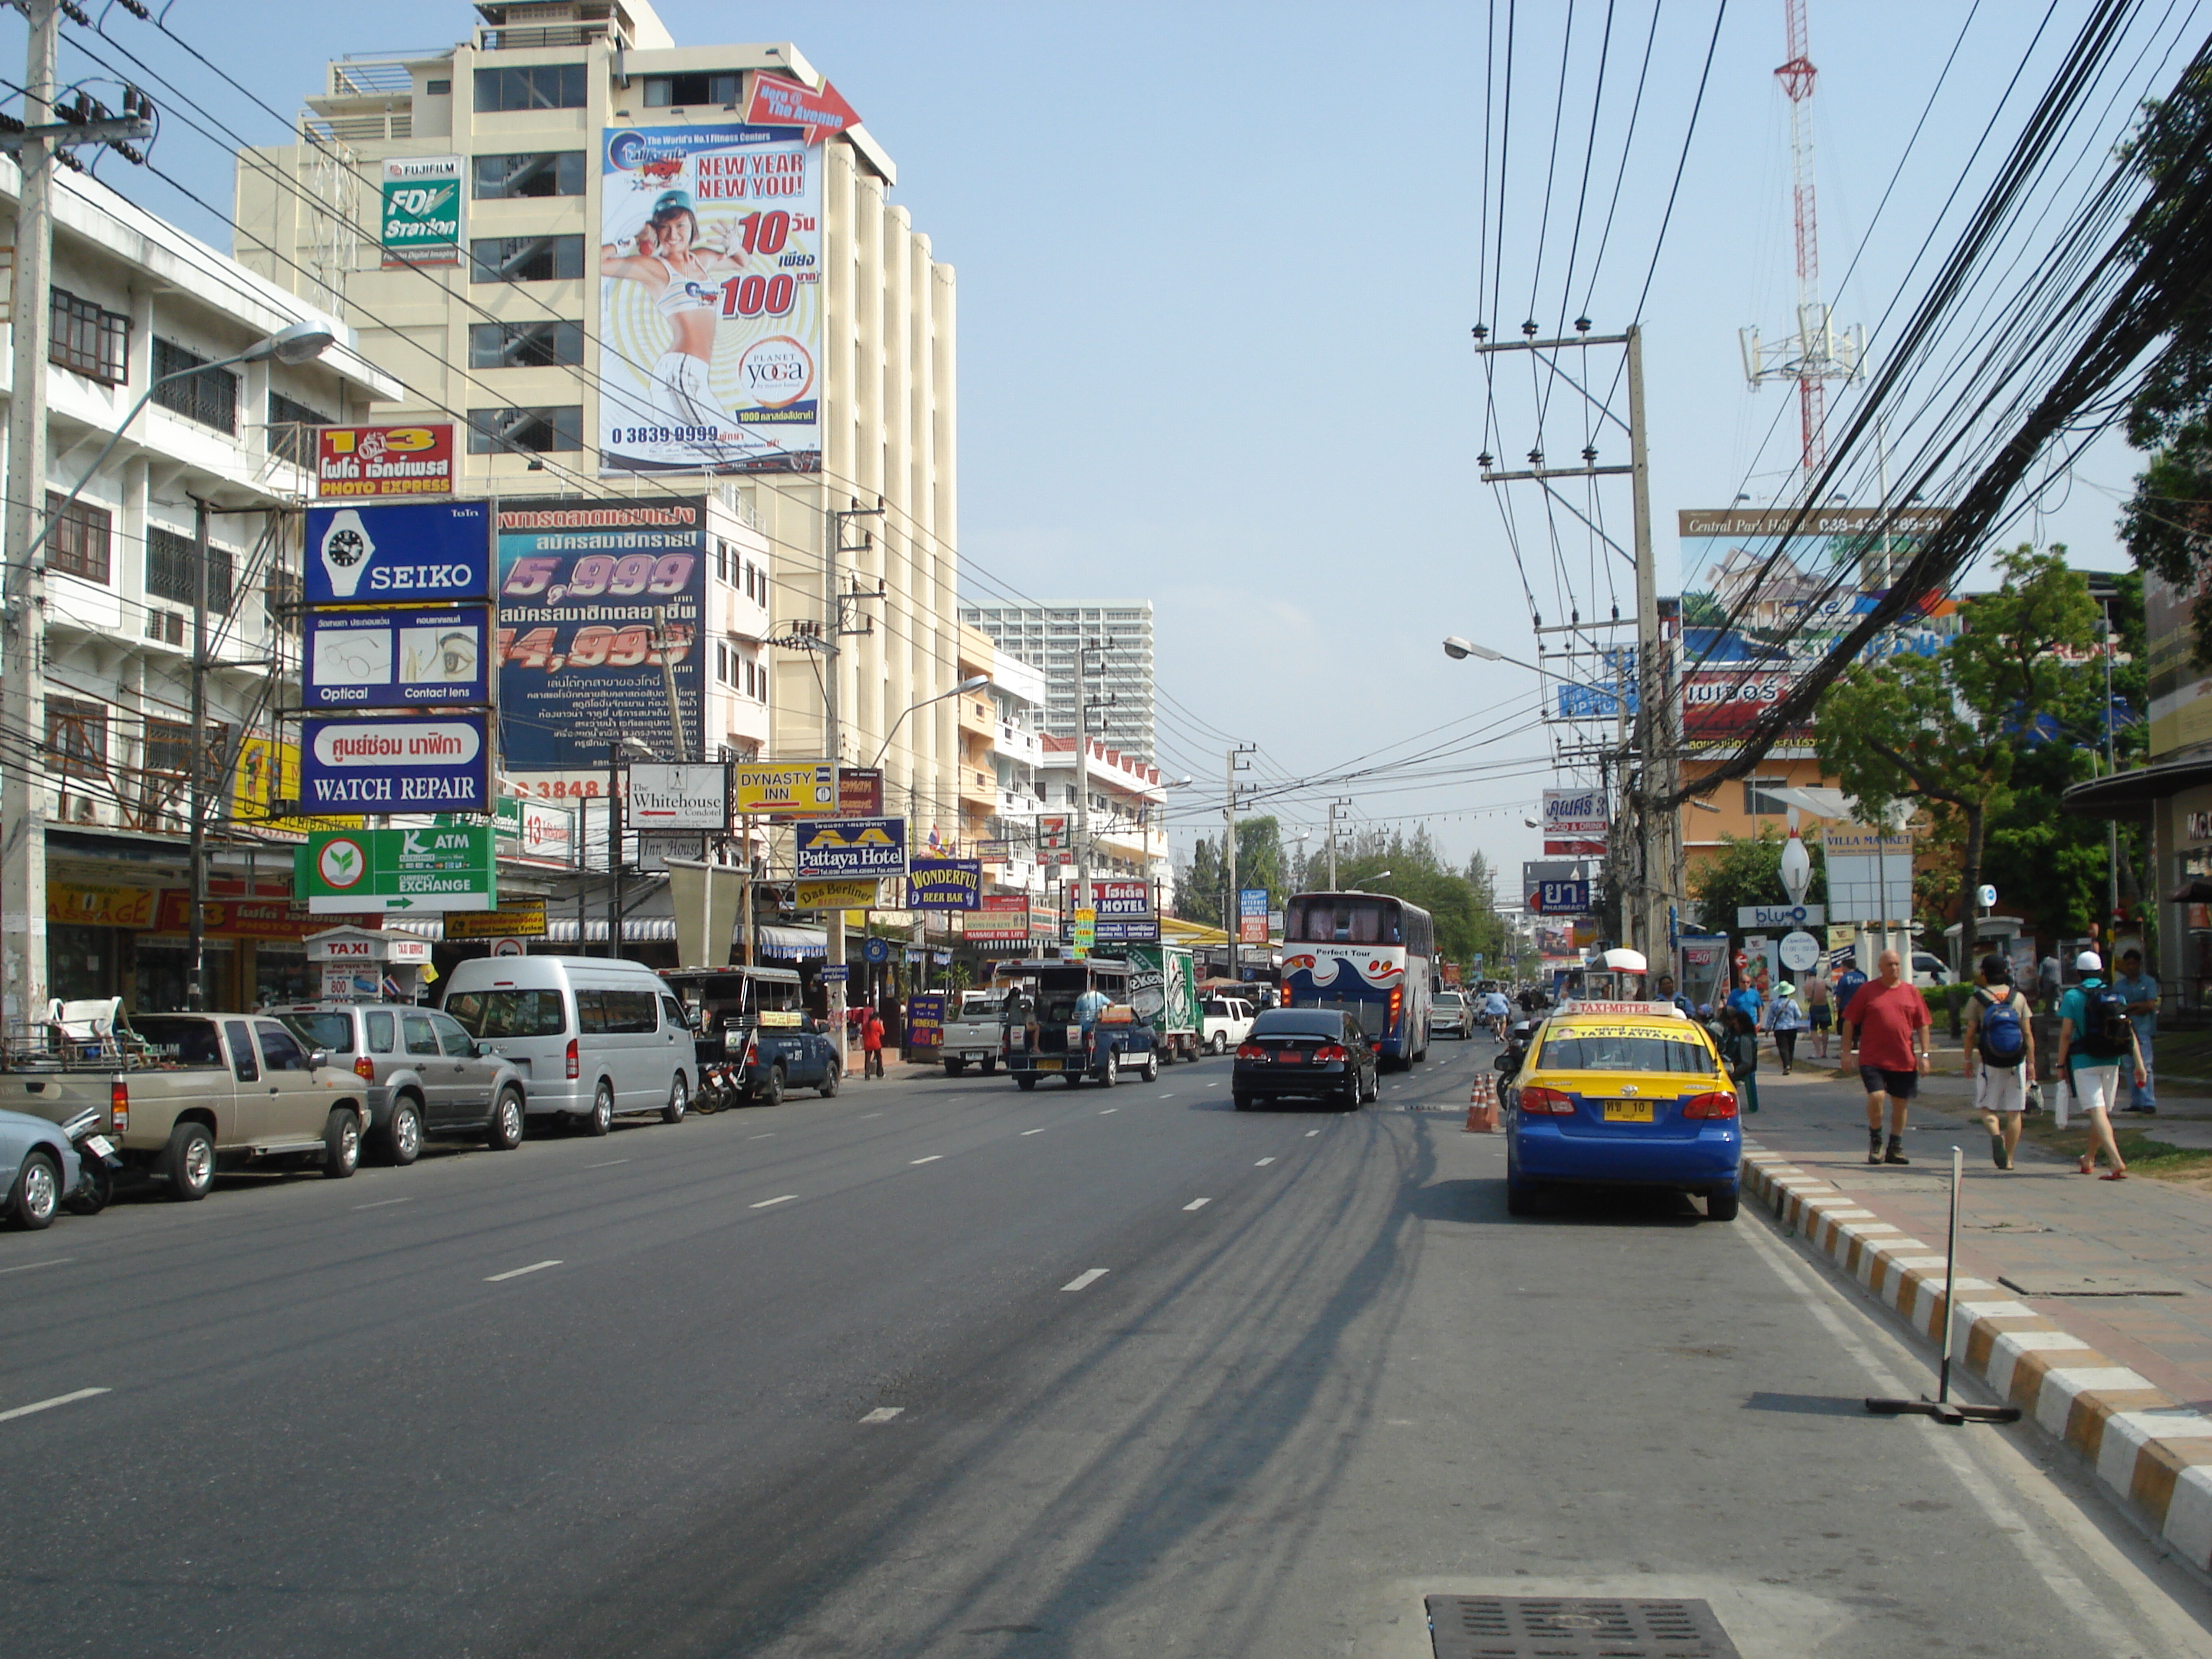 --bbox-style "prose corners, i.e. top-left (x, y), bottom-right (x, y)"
top-left (1722, 1005), bottom-right (1761, 1115)
top-left (1767, 980), bottom-right (1806, 1075)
